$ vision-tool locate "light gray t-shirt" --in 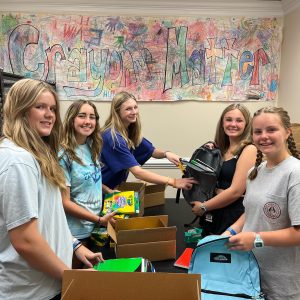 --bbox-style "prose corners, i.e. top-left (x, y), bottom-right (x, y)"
top-left (0, 139), bottom-right (73, 300)
top-left (243, 156), bottom-right (300, 300)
